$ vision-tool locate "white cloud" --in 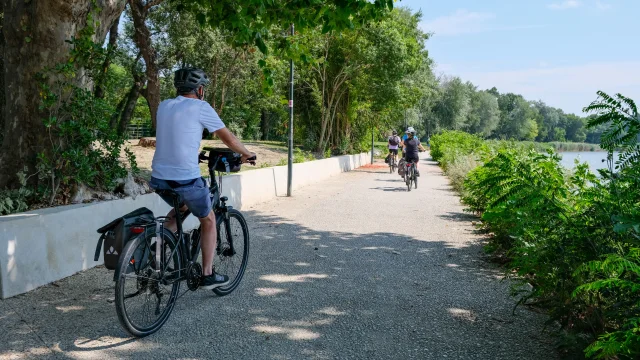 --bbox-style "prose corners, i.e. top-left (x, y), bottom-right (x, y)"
top-left (421, 10), bottom-right (545, 37)
top-left (448, 62), bottom-right (640, 114)
top-left (420, 9), bottom-right (495, 36)
top-left (548, 0), bottom-right (581, 10)
top-left (596, 0), bottom-right (612, 10)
